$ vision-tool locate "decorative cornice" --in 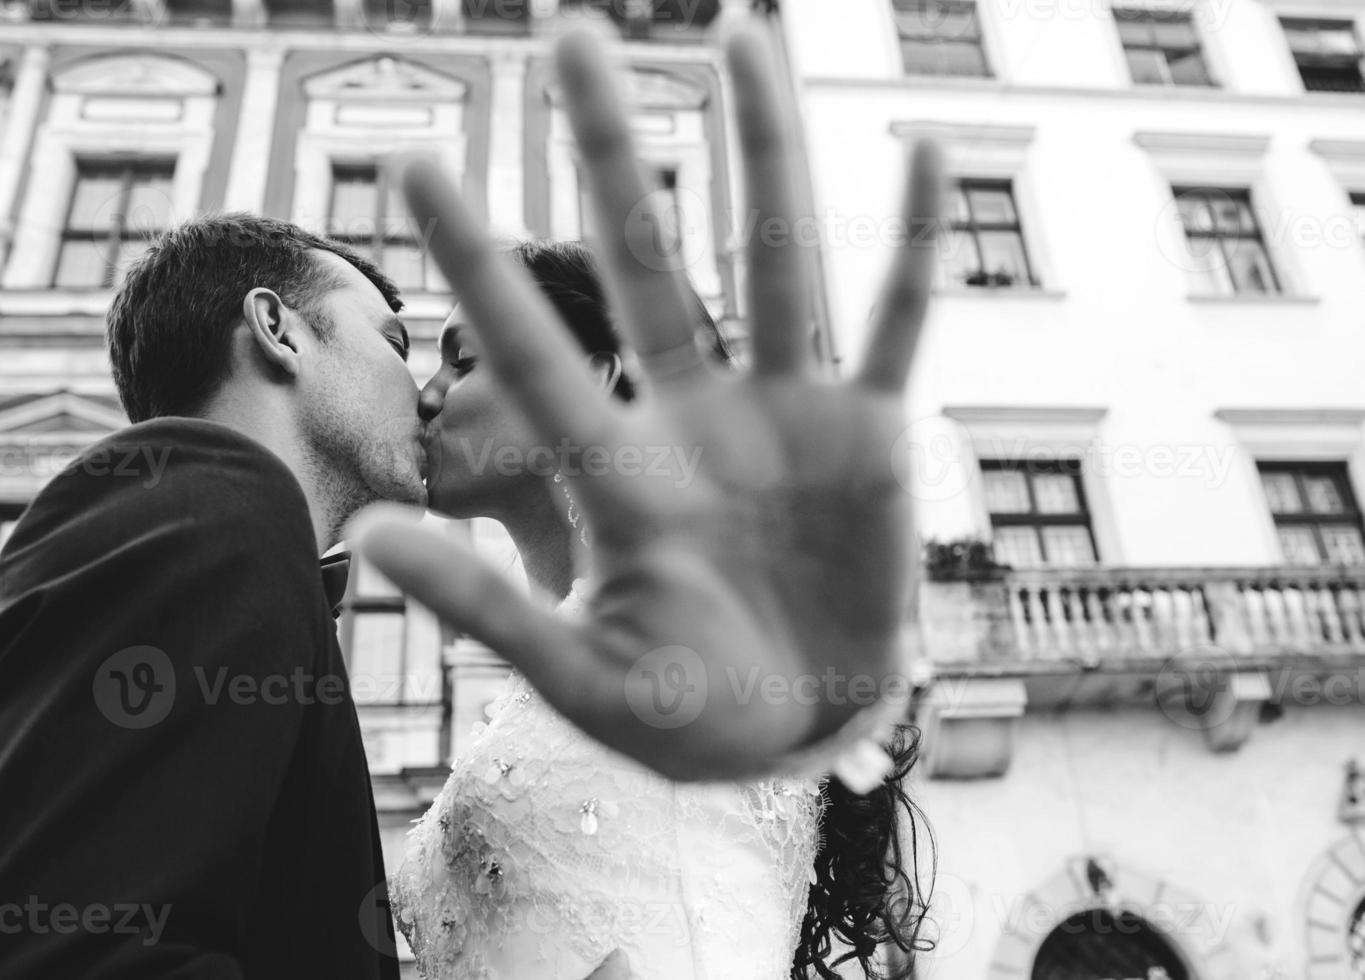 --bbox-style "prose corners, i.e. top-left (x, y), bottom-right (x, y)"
top-left (1133, 130), bottom-right (1271, 158)
top-left (943, 405), bottom-right (1109, 425)
top-left (53, 53), bottom-right (220, 97)
top-left (303, 54), bottom-right (468, 102)
top-left (1309, 138), bottom-right (1365, 163)
top-left (889, 120), bottom-right (1035, 147)
top-left (1213, 408), bottom-right (1365, 426)
top-left (545, 65), bottom-right (709, 111)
